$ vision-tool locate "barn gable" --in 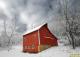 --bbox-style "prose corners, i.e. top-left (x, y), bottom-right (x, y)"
top-left (23, 23), bottom-right (47, 36)
top-left (23, 23), bottom-right (57, 40)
